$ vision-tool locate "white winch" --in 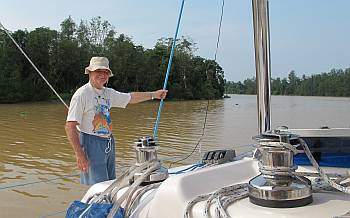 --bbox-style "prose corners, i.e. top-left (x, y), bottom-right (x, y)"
top-left (132, 136), bottom-right (168, 184)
